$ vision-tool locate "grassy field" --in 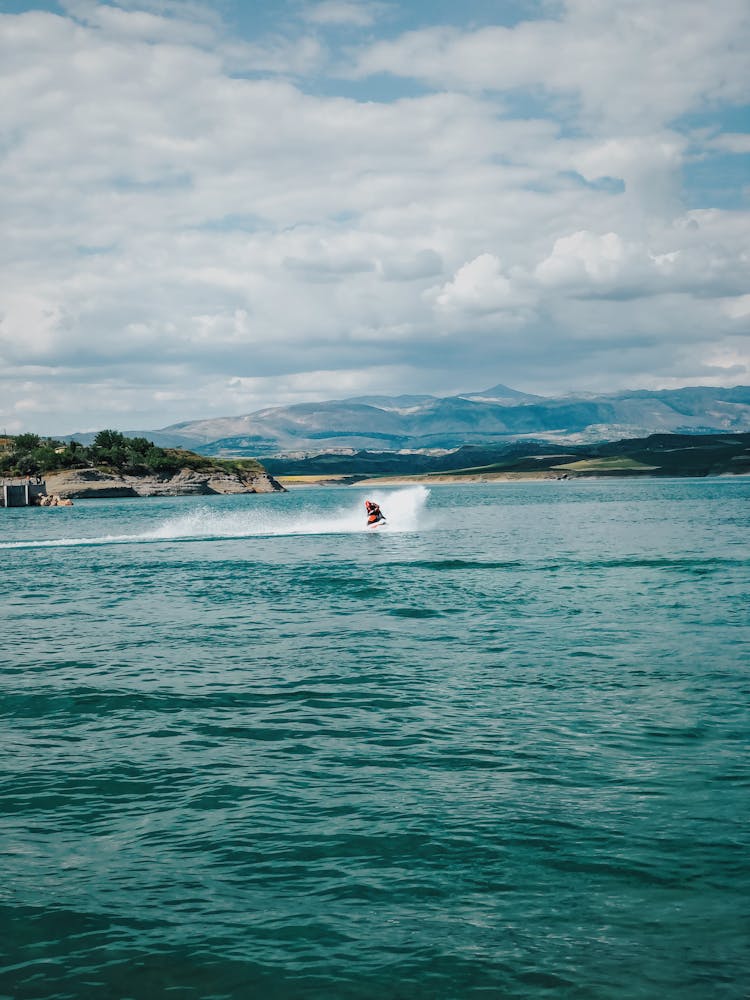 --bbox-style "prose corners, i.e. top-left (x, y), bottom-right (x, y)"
top-left (275, 474), bottom-right (355, 484)
top-left (552, 457), bottom-right (660, 472)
